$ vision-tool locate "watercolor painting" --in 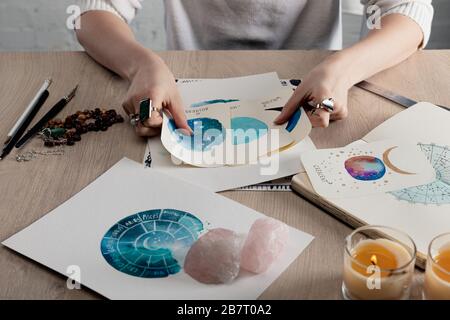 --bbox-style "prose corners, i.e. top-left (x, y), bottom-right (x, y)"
top-left (161, 85), bottom-right (312, 167)
top-left (390, 143), bottom-right (450, 205)
top-left (168, 115), bottom-right (273, 150)
top-left (190, 99), bottom-right (239, 108)
top-left (101, 209), bottom-right (204, 278)
top-left (382, 146), bottom-right (416, 175)
top-left (230, 116), bottom-right (268, 145)
top-left (264, 107), bottom-right (302, 133)
top-left (302, 140), bottom-right (436, 198)
top-left (285, 109), bottom-right (301, 133)
top-left (168, 117), bottom-right (225, 152)
top-left (344, 146), bottom-right (422, 182)
top-left (344, 155), bottom-right (386, 181)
